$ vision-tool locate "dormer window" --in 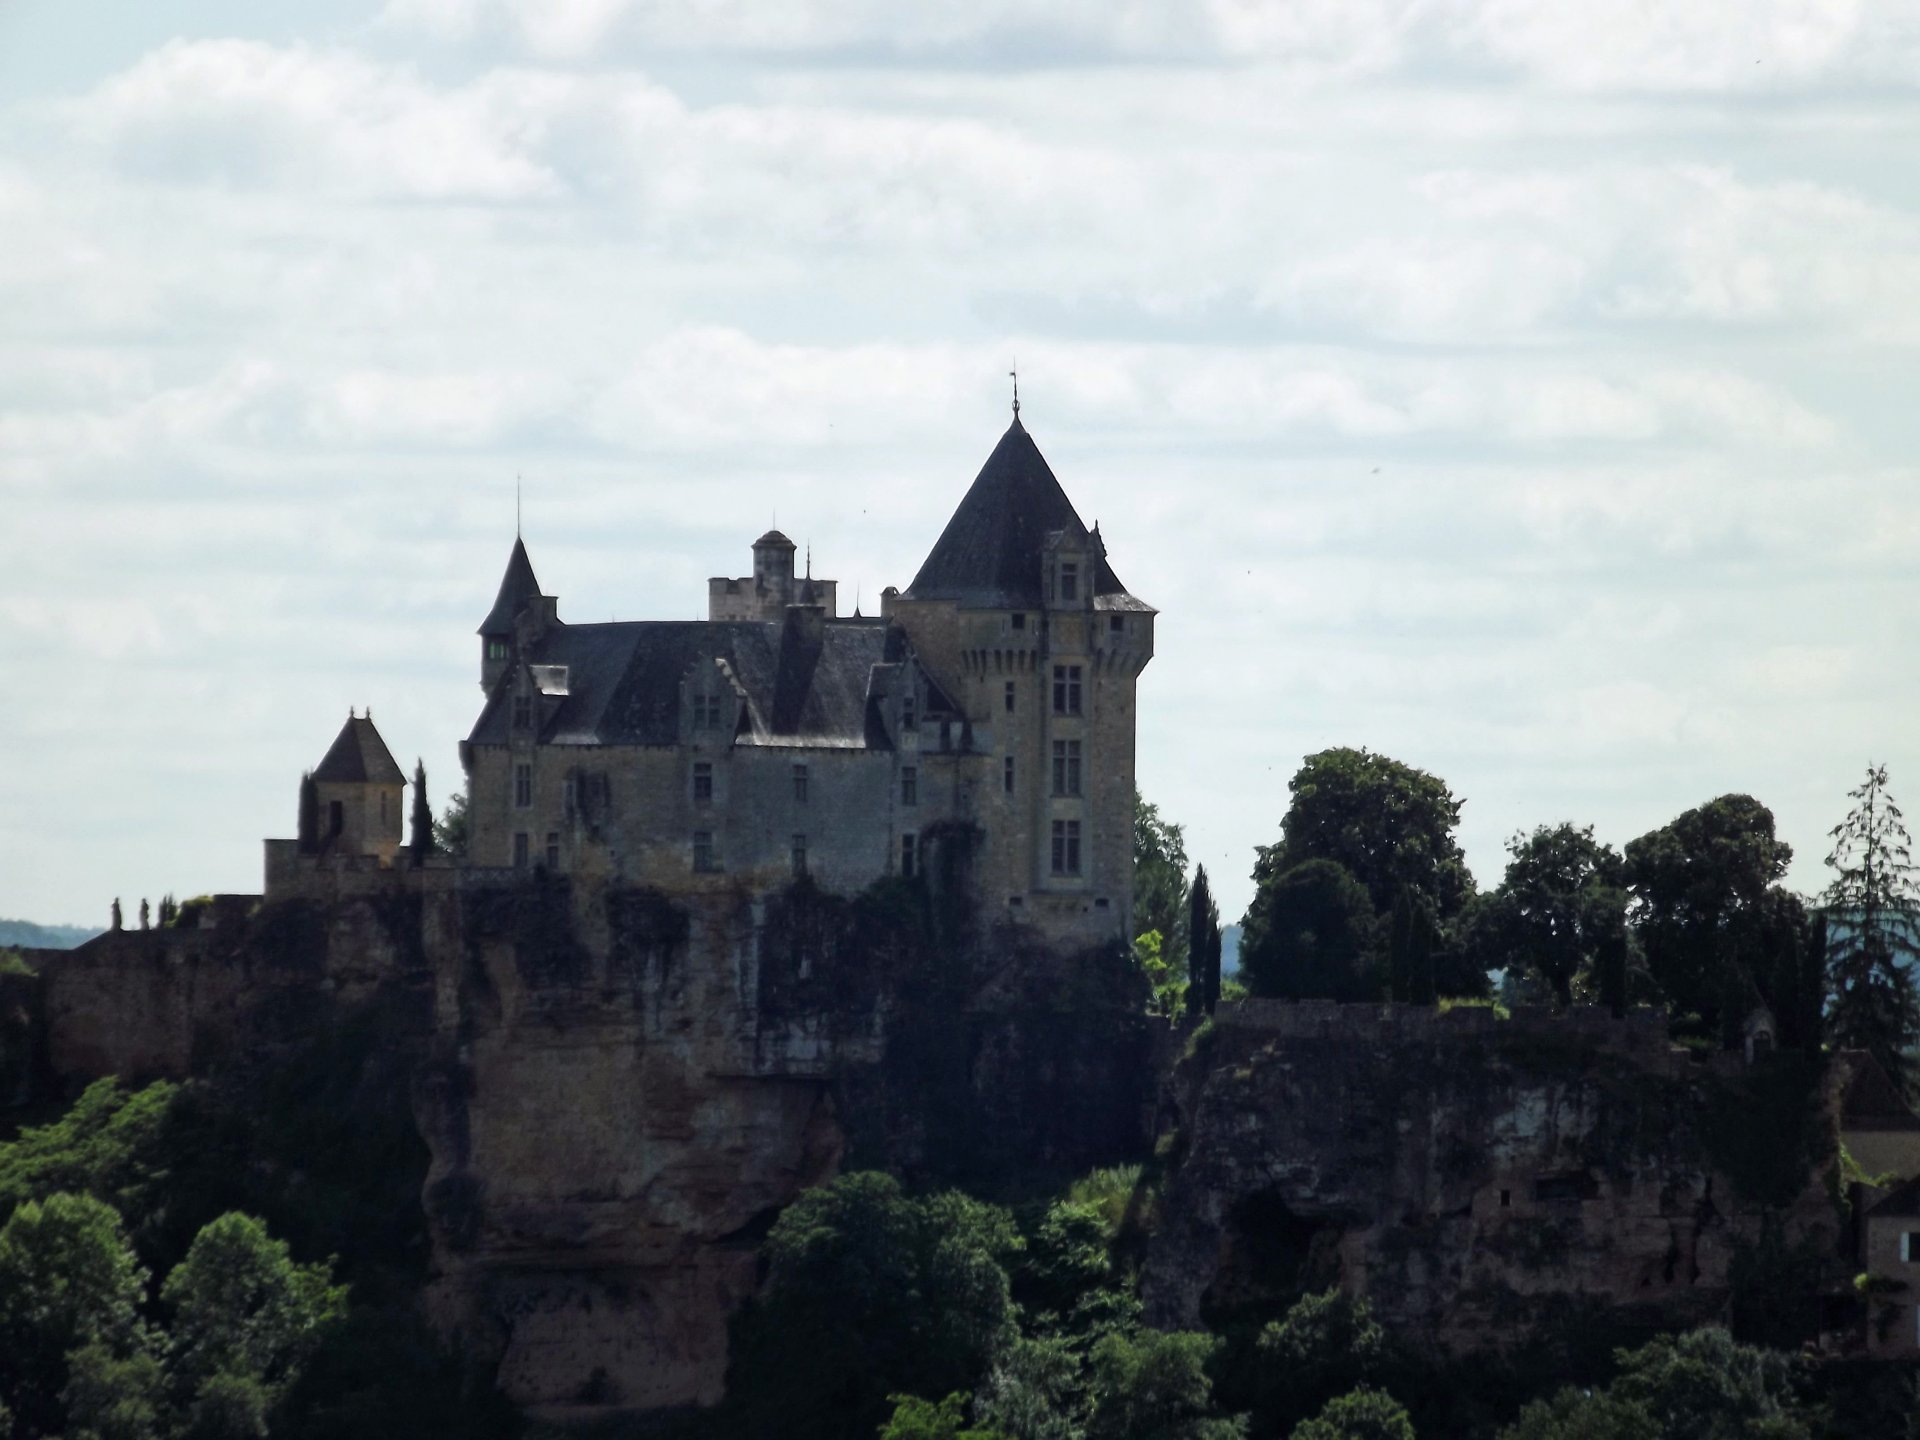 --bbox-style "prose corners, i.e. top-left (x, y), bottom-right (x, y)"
top-left (694, 694), bottom-right (723, 729)
top-left (487, 638), bottom-right (509, 660)
top-left (1058, 562), bottom-right (1078, 603)
top-left (902, 695), bottom-right (916, 729)
top-left (513, 694), bottom-right (532, 729)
